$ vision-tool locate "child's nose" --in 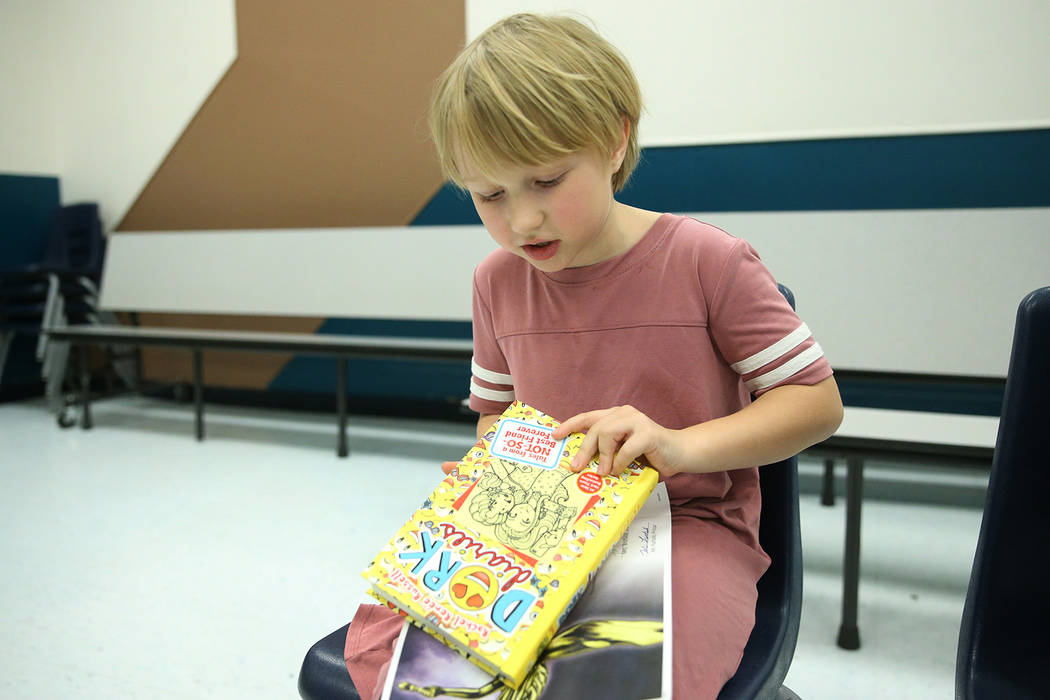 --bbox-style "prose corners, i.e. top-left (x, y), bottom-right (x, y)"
top-left (508, 197), bottom-right (544, 237)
